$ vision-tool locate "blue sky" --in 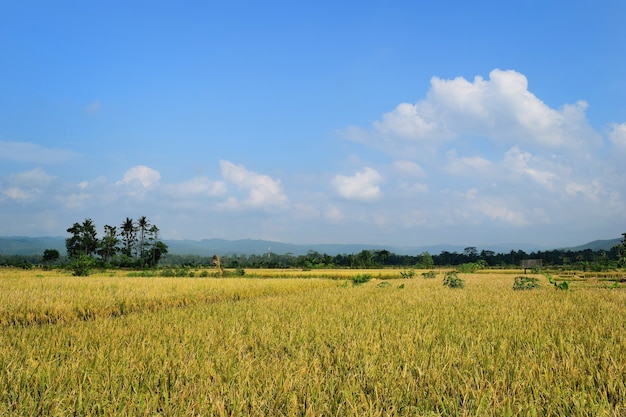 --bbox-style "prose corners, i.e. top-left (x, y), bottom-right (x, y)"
top-left (1, 0), bottom-right (625, 248)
